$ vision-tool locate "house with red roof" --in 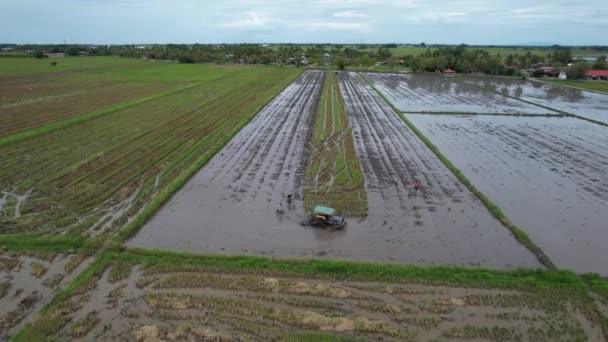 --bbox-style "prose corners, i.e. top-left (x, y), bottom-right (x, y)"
top-left (442, 68), bottom-right (456, 76)
top-left (586, 70), bottom-right (608, 80)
